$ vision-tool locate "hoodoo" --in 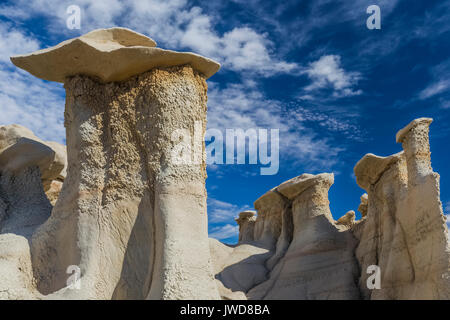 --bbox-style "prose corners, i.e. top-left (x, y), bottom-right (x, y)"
top-left (5, 27), bottom-right (221, 299)
top-left (211, 118), bottom-right (449, 300)
top-left (1, 28), bottom-right (448, 301)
